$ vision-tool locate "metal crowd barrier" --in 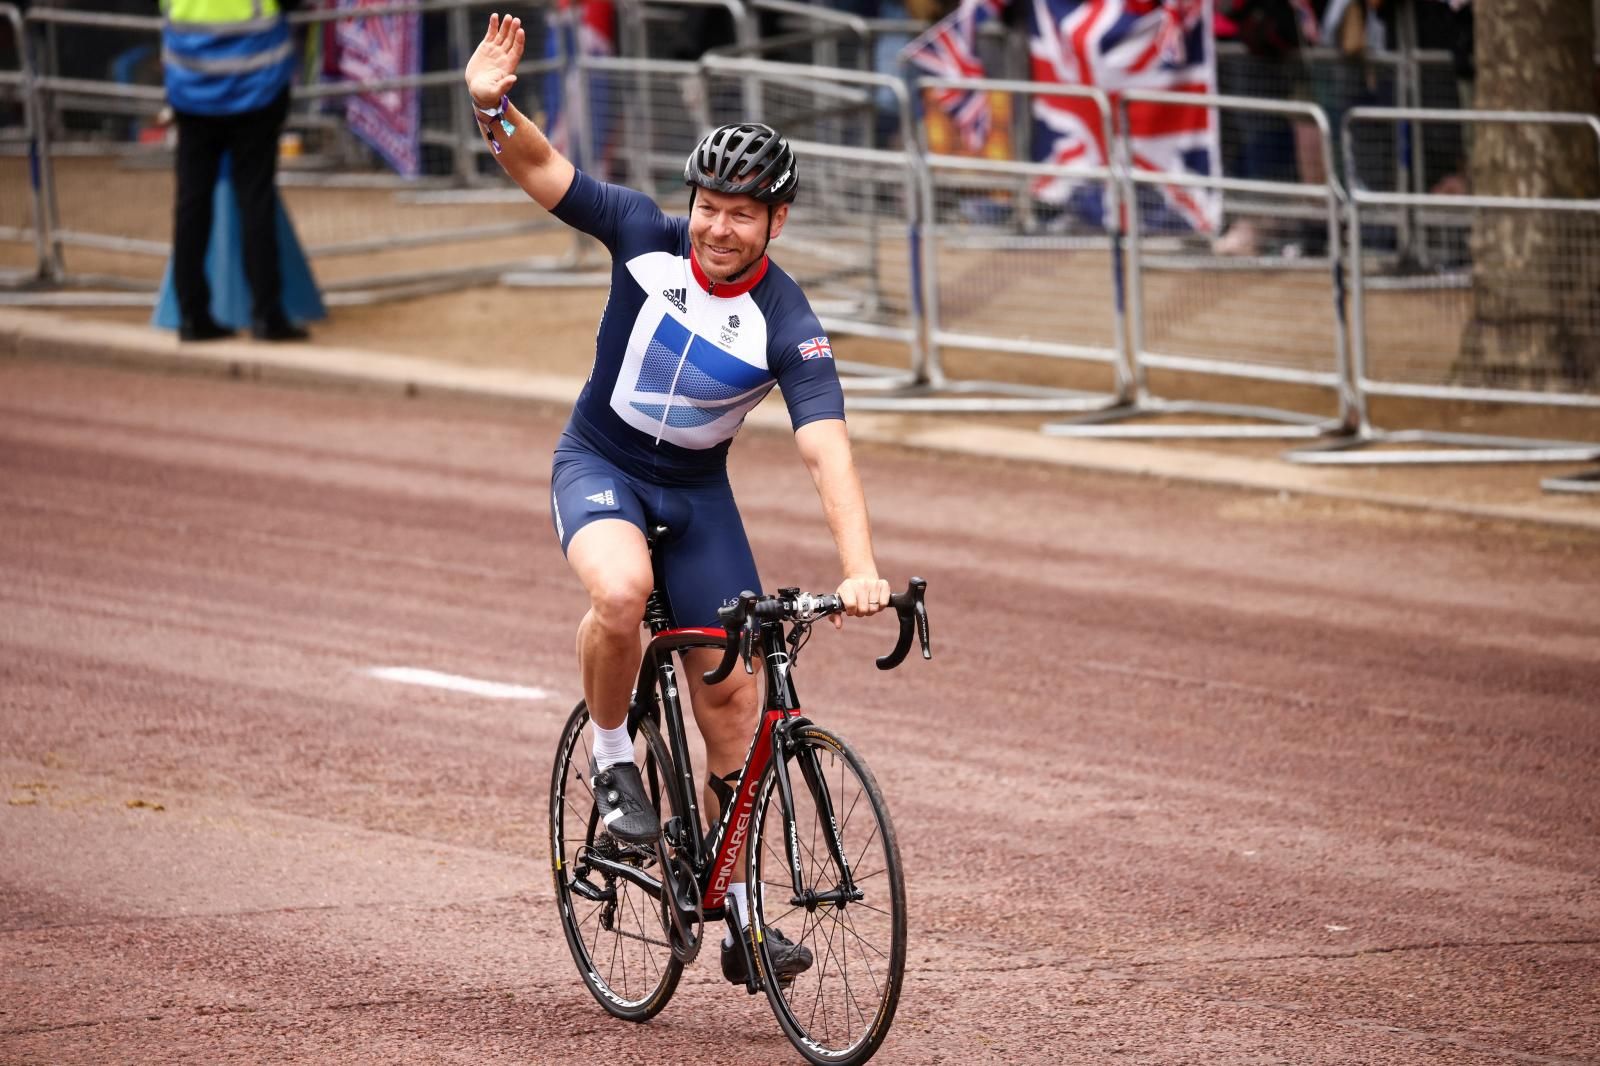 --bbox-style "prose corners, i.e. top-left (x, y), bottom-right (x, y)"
top-left (743, 0), bottom-right (871, 76)
top-left (9, 0), bottom-right (571, 301)
top-left (1287, 107), bottom-right (1600, 469)
top-left (9, 0), bottom-right (1599, 489)
top-left (503, 50), bottom-right (709, 288)
top-left (868, 74), bottom-right (1133, 413)
top-left (0, 1), bottom-right (48, 281)
top-left (1047, 90), bottom-right (1357, 440)
top-left (1541, 467), bottom-right (1600, 494)
top-left (699, 53), bottom-right (925, 389)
